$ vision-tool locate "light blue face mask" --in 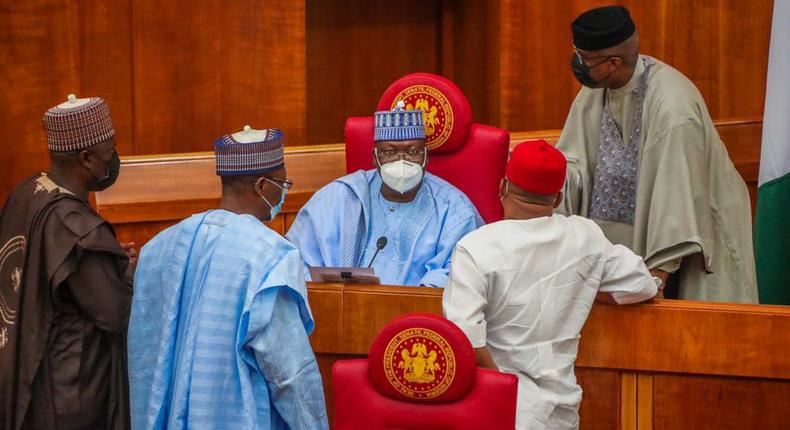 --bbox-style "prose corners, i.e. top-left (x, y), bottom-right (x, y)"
top-left (259, 178), bottom-right (287, 221)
